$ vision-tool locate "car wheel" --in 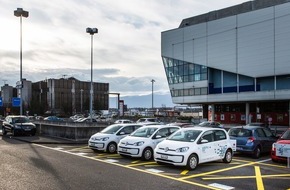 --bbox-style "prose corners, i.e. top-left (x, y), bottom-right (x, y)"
top-left (107, 142), bottom-right (117, 153)
top-left (253, 146), bottom-right (261, 159)
top-left (223, 149), bottom-right (233, 163)
top-left (2, 127), bottom-right (7, 135)
top-left (142, 147), bottom-right (153, 161)
top-left (186, 154), bottom-right (198, 170)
